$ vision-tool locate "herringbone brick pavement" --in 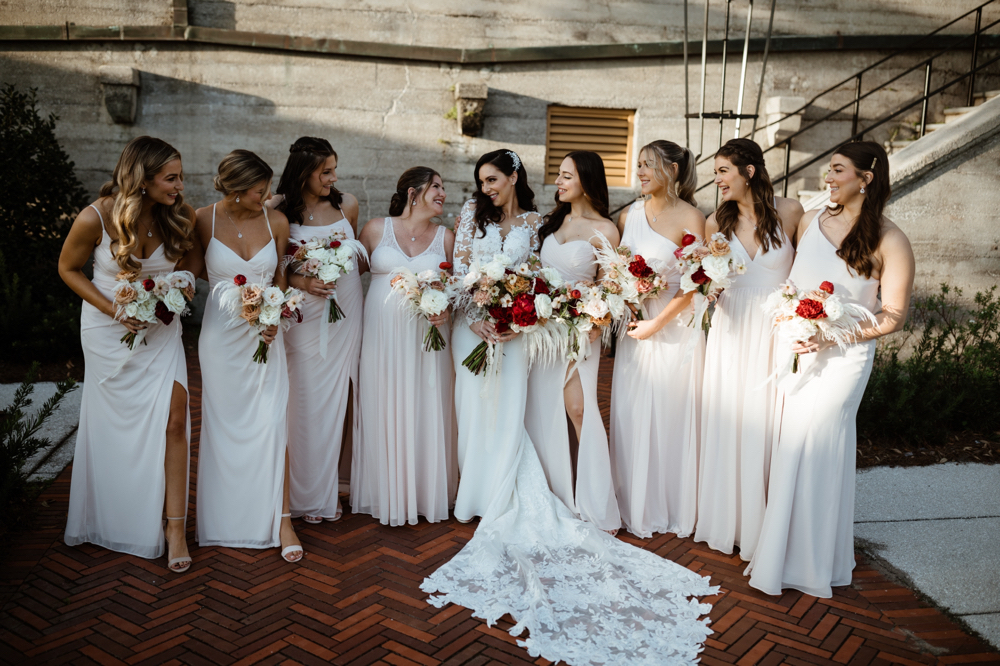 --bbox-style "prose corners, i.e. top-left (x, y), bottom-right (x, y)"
top-left (1, 352), bottom-right (997, 665)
